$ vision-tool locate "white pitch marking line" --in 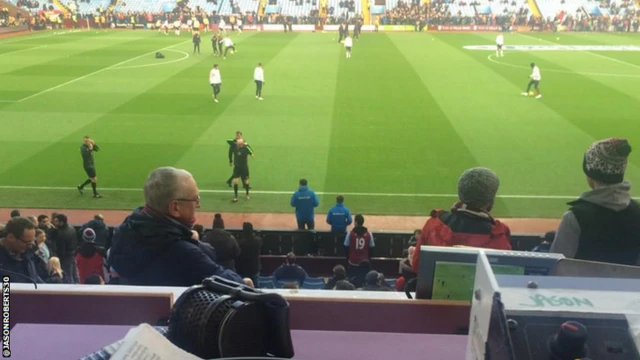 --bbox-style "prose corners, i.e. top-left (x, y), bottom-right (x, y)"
top-left (517, 33), bottom-right (640, 71)
top-left (0, 44), bottom-right (47, 57)
top-left (1, 185), bottom-right (636, 200)
top-left (0, 29), bottom-right (81, 45)
top-left (113, 49), bottom-right (190, 70)
top-left (16, 39), bottom-right (190, 103)
top-left (487, 54), bottom-right (640, 78)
